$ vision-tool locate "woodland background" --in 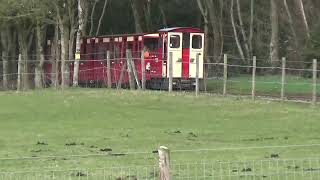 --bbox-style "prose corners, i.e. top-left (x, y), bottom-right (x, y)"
top-left (0, 0), bottom-right (319, 89)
